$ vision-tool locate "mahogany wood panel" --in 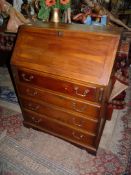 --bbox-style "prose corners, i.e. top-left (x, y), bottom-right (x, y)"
top-left (23, 109), bottom-right (96, 148)
top-left (10, 23), bottom-right (121, 154)
top-left (20, 96), bottom-right (99, 134)
top-left (11, 23), bottom-right (120, 86)
top-left (17, 83), bottom-right (101, 118)
top-left (17, 69), bottom-right (100, 102)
